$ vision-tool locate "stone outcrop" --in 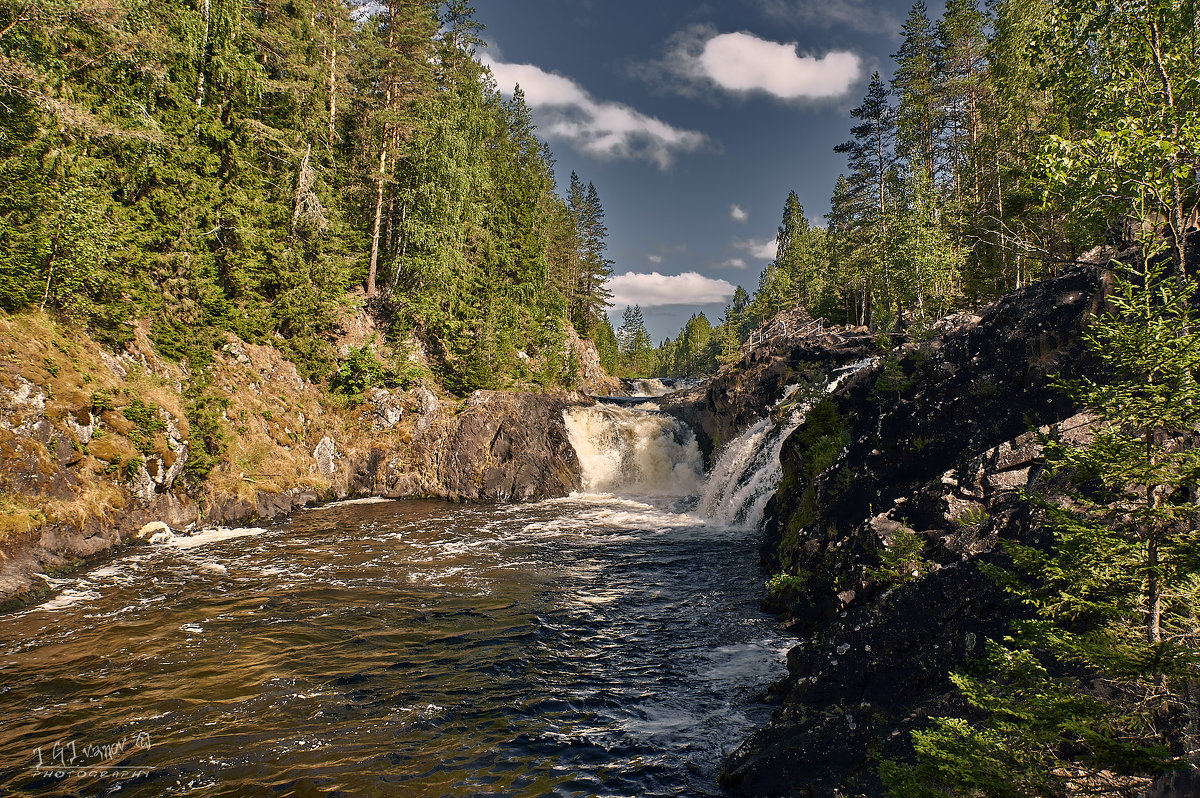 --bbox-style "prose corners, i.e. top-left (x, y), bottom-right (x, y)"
top-left (567, 325), bottom-right (623, 395)
top-left (661, 327), bottom-right (879, 462)
top-left (0, 311), bottom-right (592, 610)
top-left (719, 265), bottom-right (1113, 796)
top-left (374, 390), bottom-right (584, 502)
